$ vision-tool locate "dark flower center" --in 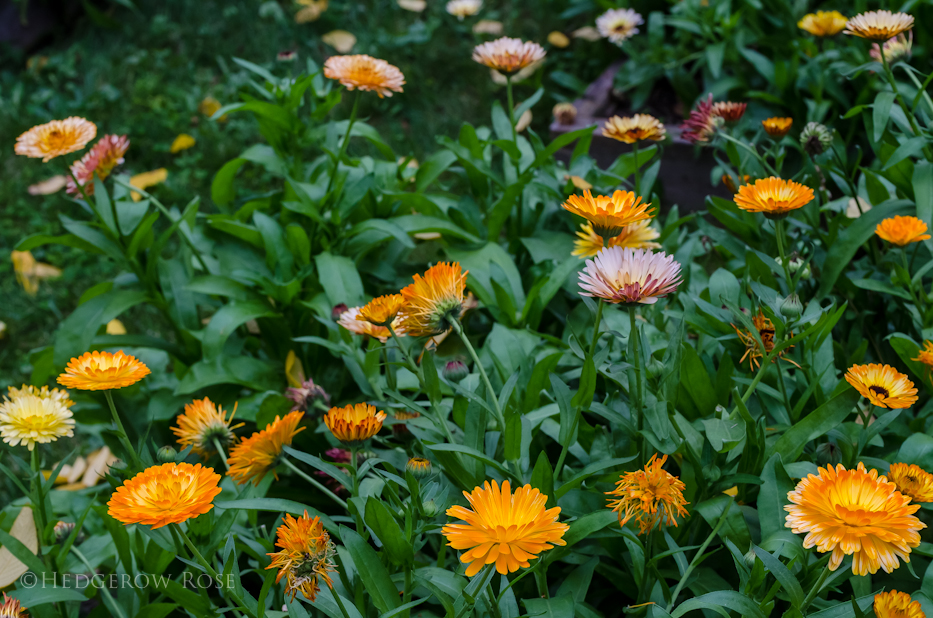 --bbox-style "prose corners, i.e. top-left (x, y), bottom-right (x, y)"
top-left (869, 385), bottom-right (889, 398)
